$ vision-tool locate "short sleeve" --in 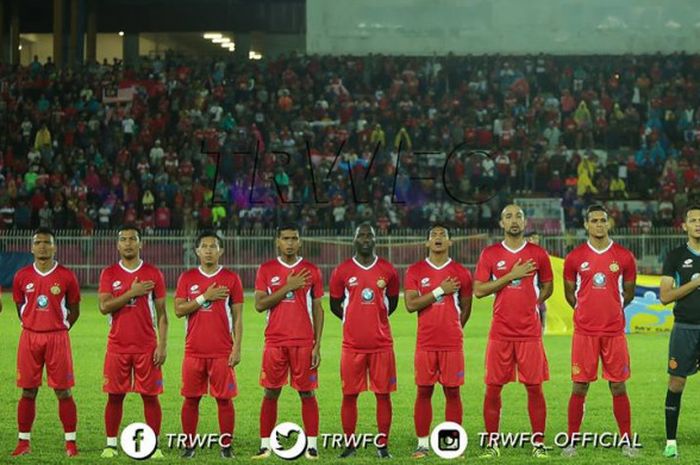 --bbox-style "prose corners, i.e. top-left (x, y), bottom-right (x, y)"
top-left (175, 272), bottom-right (188, 299)
top-left (153, 269), bottom-right (167, 300)
top-left (404, 266), bottom-right (419, 291)
top-left (12, 272), bottom-right (23, 304)
top-left (386, 265), bottom-right (400, 297)
top-left (312, 267), bottom-right (324, 299)
top-left (538, 249), bottom-right (554, 282)
top-left (66, 271), bottom-right (81, 304)
top-left (474, 250), bottom-right (492, 282)
top-left (231, 273), bottom-right (244, 304)
top-left (661, 250), bottom-right (676, 278)
top-left (254, 266), bottom-right (267, 293)
top-left (328, 267), bottom-right (344, 299)
top-left (623, 250), bottom-right (637, 282)
top-left (98, 268), bottom-right (111, 293)
top-left (563, 253), bottom-right (578, 282)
